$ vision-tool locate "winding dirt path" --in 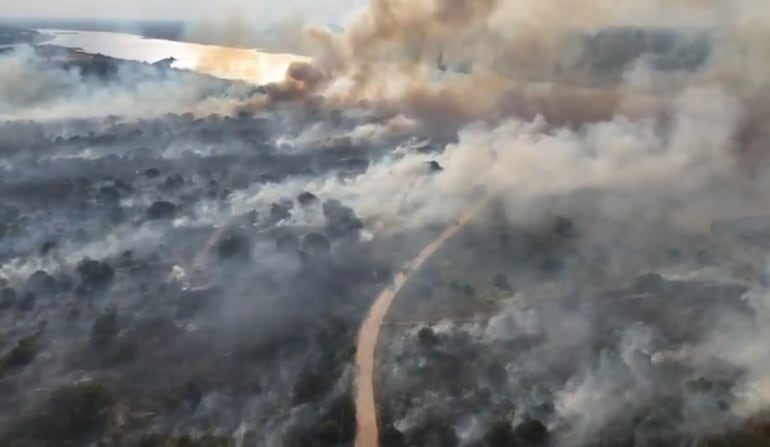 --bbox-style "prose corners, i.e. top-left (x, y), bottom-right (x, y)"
top-left (180, 200), bottom-right (486, 447)
top-left (354, 201), bottom-right (487, 447)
